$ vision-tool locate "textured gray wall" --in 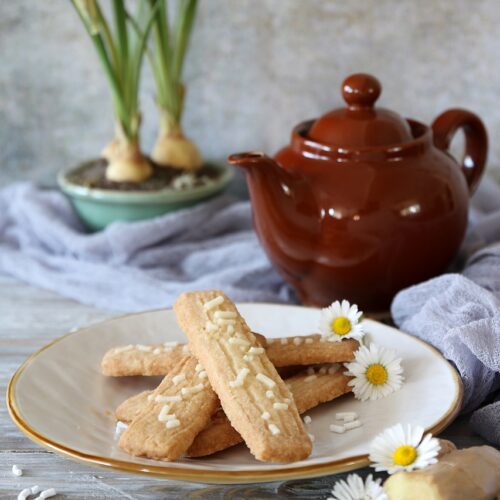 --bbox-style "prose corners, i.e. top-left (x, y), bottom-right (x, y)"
top-left (1, 0), bottom-right (500, 186)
